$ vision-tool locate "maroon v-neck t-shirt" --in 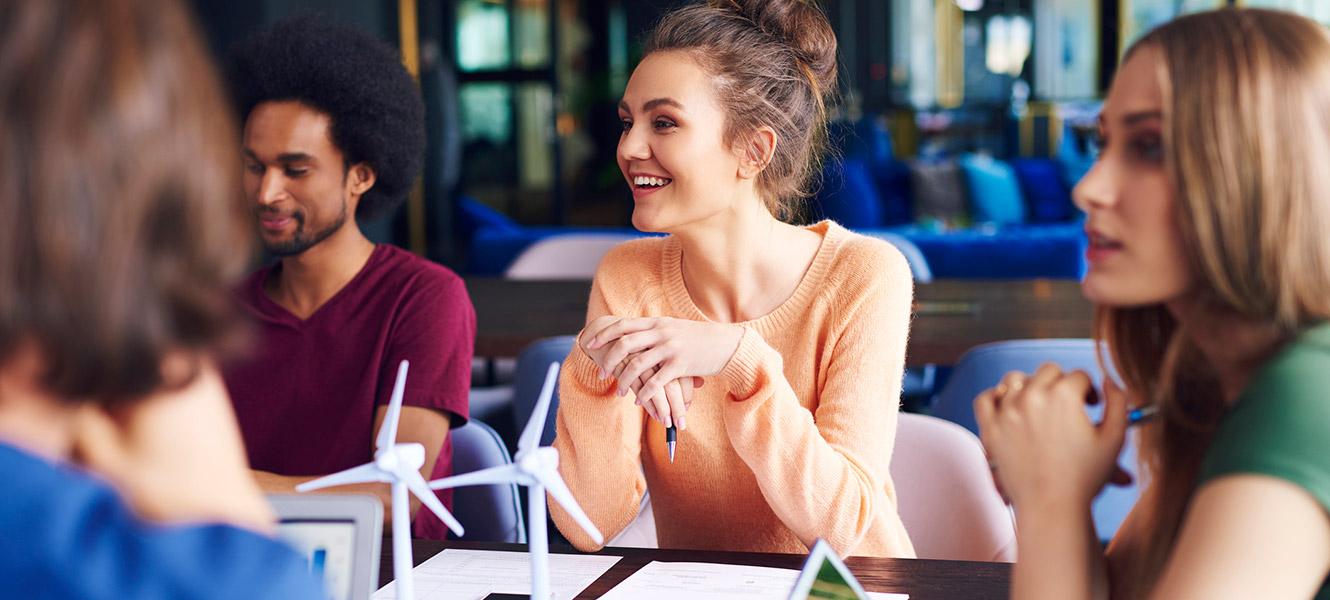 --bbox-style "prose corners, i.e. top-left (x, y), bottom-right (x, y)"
top-left (224, 244), bottom-right (474, 540)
